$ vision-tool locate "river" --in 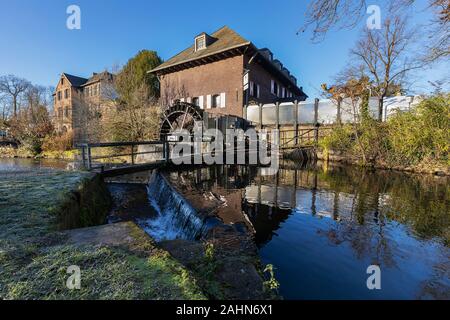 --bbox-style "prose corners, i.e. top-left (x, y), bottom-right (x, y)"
top-left (162, 162), bottom-right (449, 300)
top-left (1, 157), bottom-right (449, 299)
